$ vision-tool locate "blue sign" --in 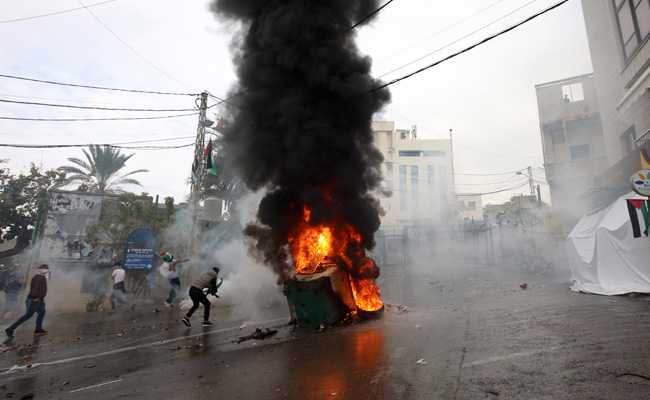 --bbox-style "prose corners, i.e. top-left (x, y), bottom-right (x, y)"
top-left (123, 228), bottom-right (156, 270)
